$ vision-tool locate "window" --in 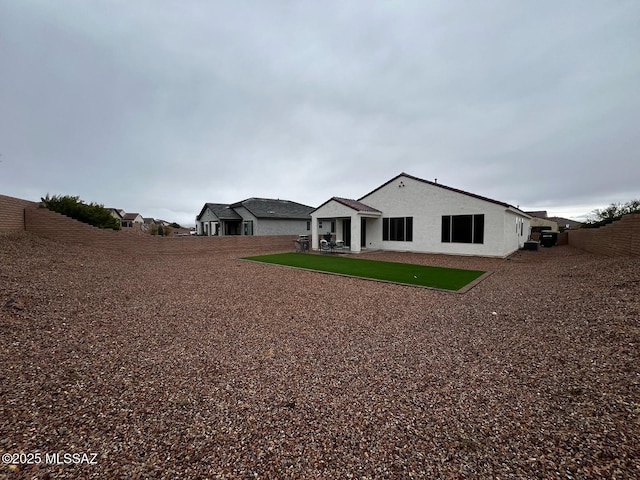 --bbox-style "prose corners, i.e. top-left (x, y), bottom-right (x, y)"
top-left (243, 220), bottom-right (253, 236)
top-left (306, 221), bottom-right (311, 231)
top-left (441, 214), bottom-right (484, 244)
top-left (383, 217), bottom-right (413, 241)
